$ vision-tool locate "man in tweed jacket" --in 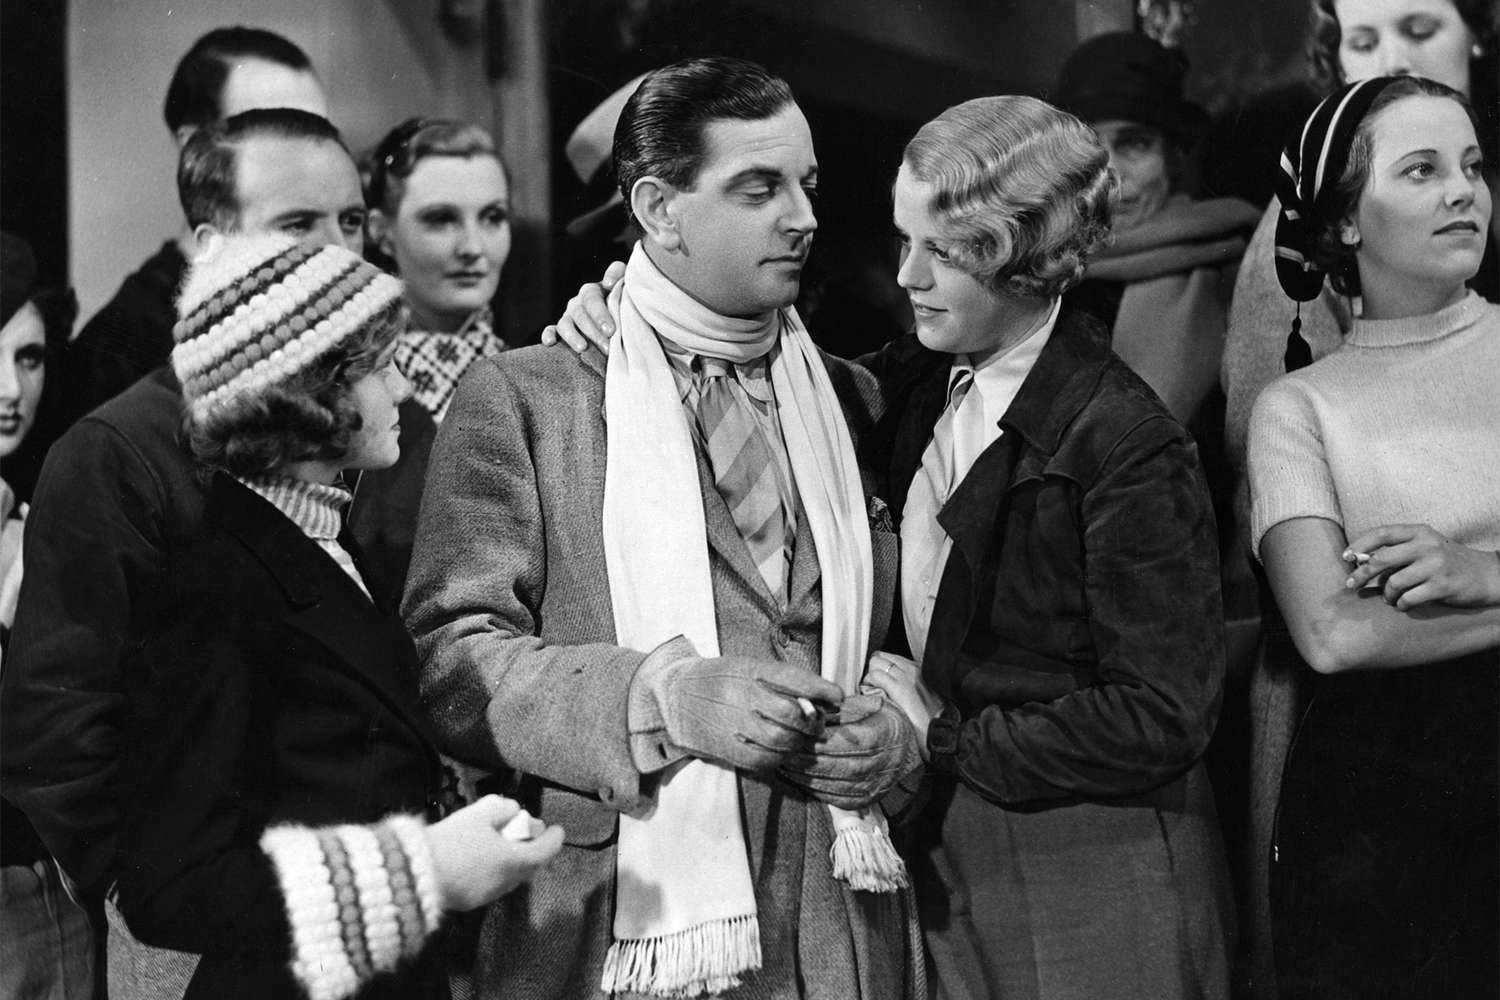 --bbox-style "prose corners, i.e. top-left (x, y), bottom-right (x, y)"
top-left (403, 58), bottom-right (920, 999)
